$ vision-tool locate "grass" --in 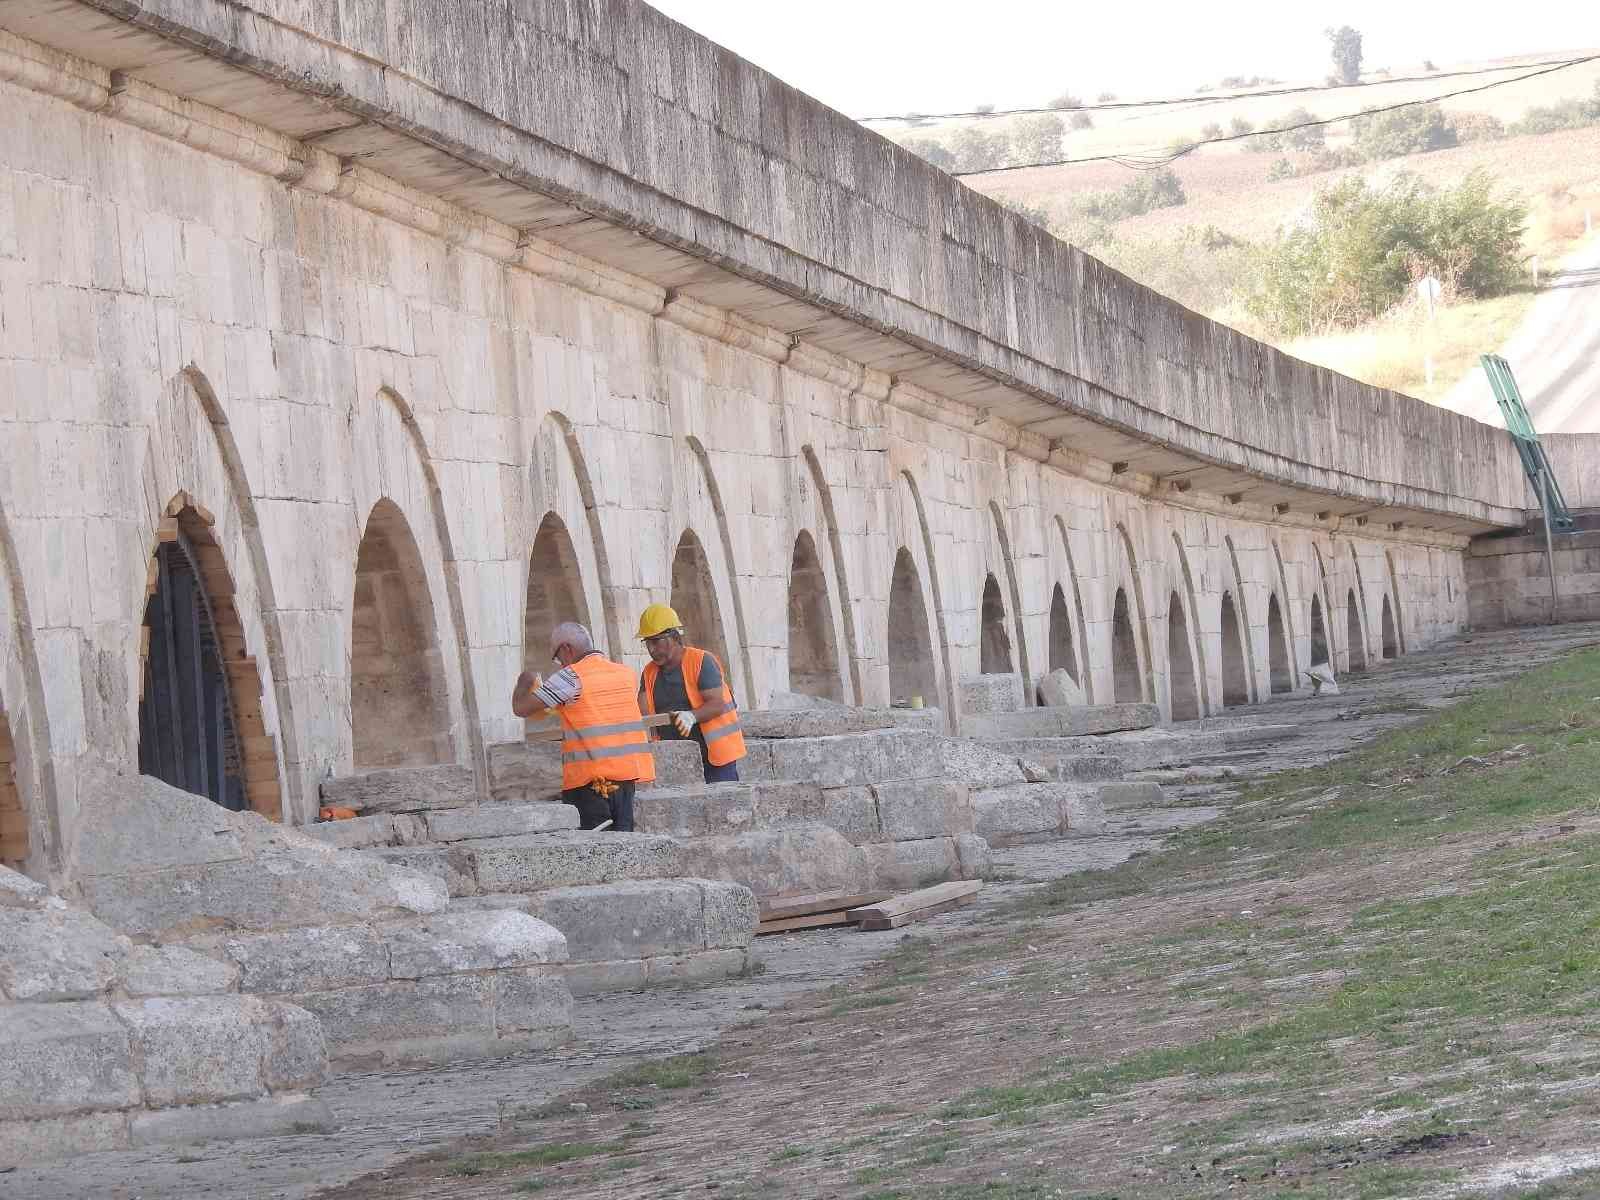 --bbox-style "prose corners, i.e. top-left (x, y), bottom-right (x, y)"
top-left (608, 1051), bottom-right (716, 1091)
top-left (446, 1141), bottom-right (627, 1177)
